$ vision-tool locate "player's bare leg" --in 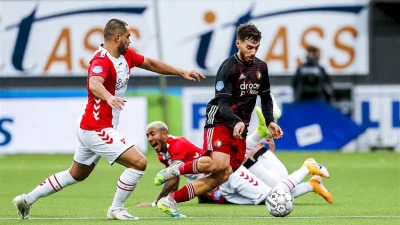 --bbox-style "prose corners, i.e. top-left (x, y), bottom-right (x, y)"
top-left (157, 168), bottom-right (231, 217)
top-left (13, 161), bottom-right (94, 219)
top-left (155, 151), bottom-right (229, 186)
top-left (107, 146), bottom-right (146, 221)
top-left (156, 152), bottom-right (231, 217)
